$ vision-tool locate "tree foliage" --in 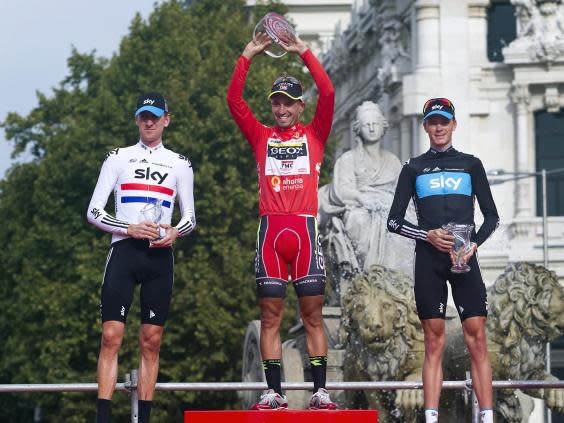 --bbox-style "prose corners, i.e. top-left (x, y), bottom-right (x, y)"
top-left (0, 0), bottom-right (334, 421)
